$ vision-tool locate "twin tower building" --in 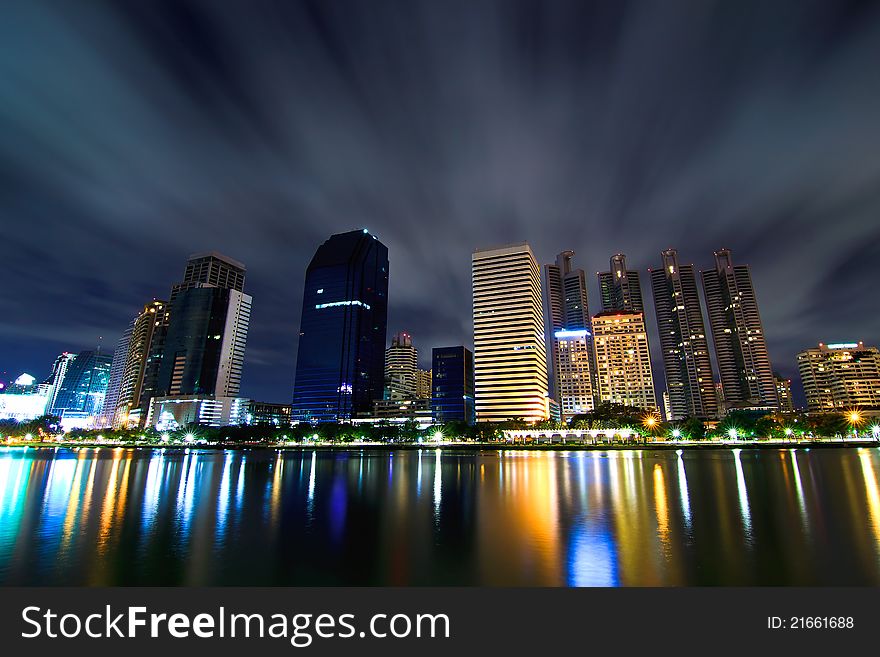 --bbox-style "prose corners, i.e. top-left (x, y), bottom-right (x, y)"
top-left (473, 243), bottom-right (778, 423)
